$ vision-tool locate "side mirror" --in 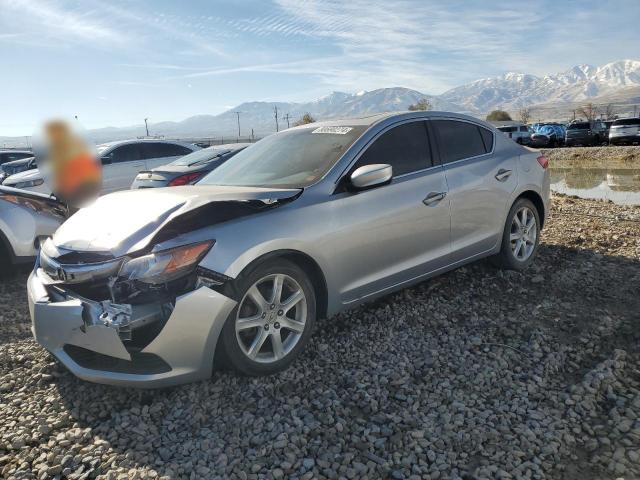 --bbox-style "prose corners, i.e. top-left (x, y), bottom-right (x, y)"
top-left (101, 156), bottom-right (112, 165)
top-left (350, 164), bottom-right (392, 190)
